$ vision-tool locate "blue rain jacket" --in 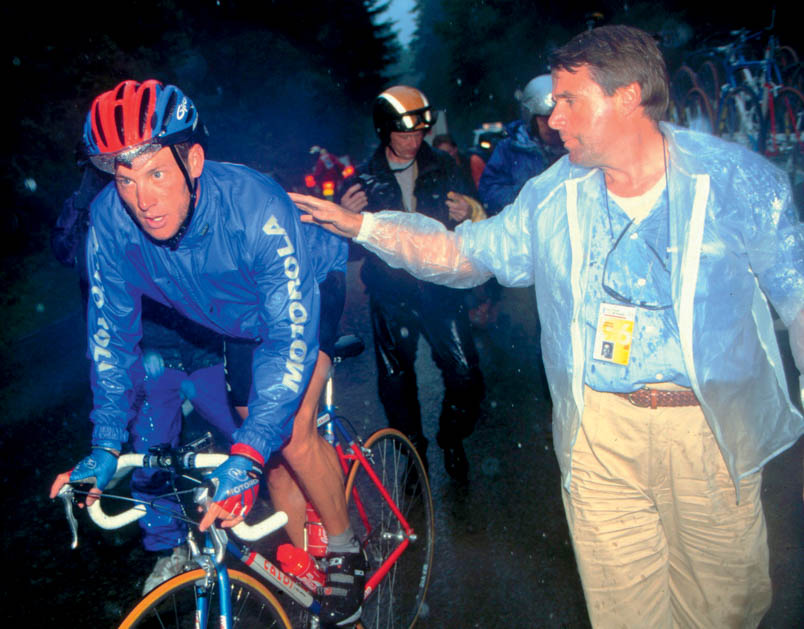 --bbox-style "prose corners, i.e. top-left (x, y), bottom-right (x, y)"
top-left (478, 119), bottom-right (561, 215)
top-left (356, 123), bottom-right (804, 495)
top-left (86, 161), bottom-right (324, 461)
